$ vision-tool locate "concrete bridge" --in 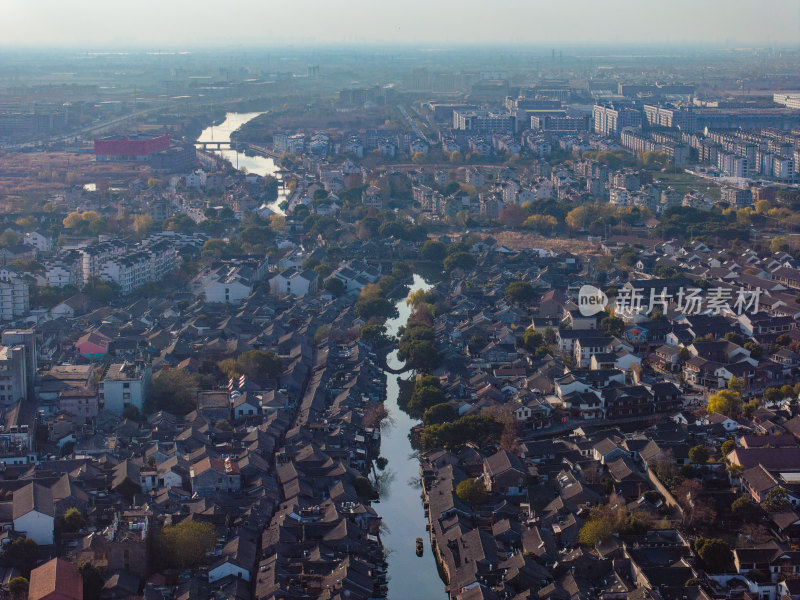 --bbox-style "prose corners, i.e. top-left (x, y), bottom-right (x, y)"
top-left (194, 140), bottom-right (235, 149)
